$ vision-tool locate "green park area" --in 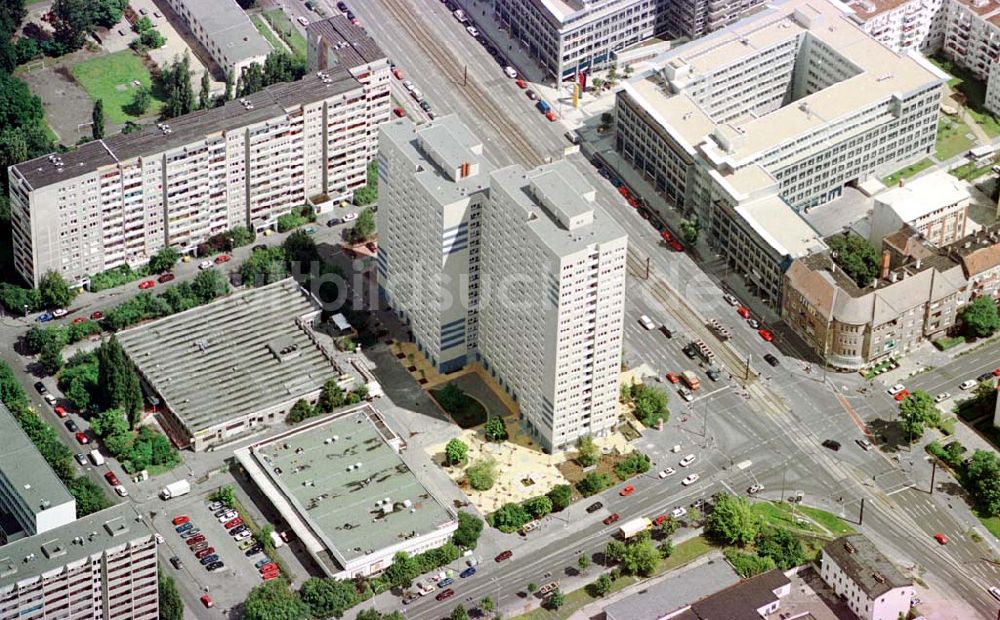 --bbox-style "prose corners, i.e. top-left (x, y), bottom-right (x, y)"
top-left (263, 9), bottom-right (307, 58)
top-left (69, 51), bottom-right (162, 123)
